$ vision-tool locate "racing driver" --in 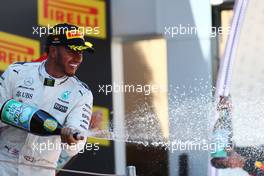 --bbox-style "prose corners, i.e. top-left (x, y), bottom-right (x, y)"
top-left (0, 23), bottom-right (94, 176)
